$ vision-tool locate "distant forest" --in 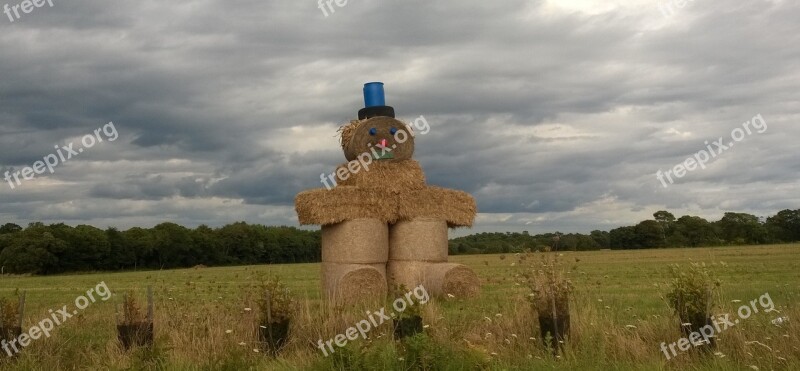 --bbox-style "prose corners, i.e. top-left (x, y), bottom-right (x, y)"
top-left (450, 209), bottom-right (800, 254)
top-left (0, 209), bottom-right (798, 275)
